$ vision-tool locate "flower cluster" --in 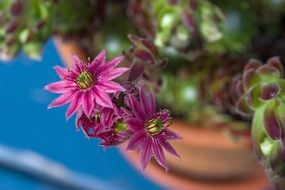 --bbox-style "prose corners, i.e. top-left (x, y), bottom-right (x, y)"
top-left (45, 51), bottom-right (180, 170)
